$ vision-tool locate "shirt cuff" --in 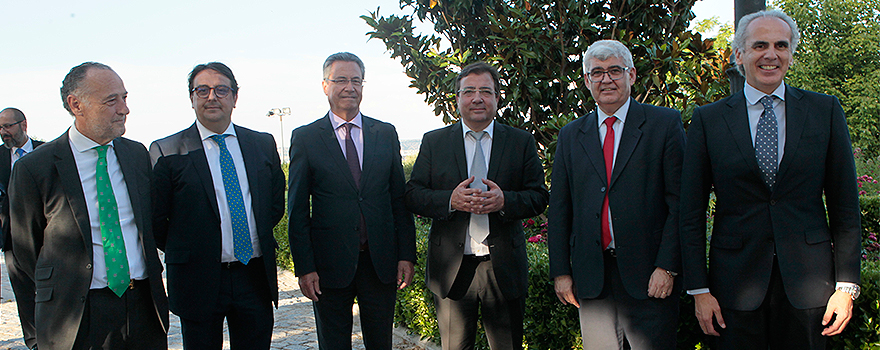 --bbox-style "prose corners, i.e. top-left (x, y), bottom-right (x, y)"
top-left (835, 282), bottom-right (858, 289)
top-left (687, 288), bottom-right (710, 295)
